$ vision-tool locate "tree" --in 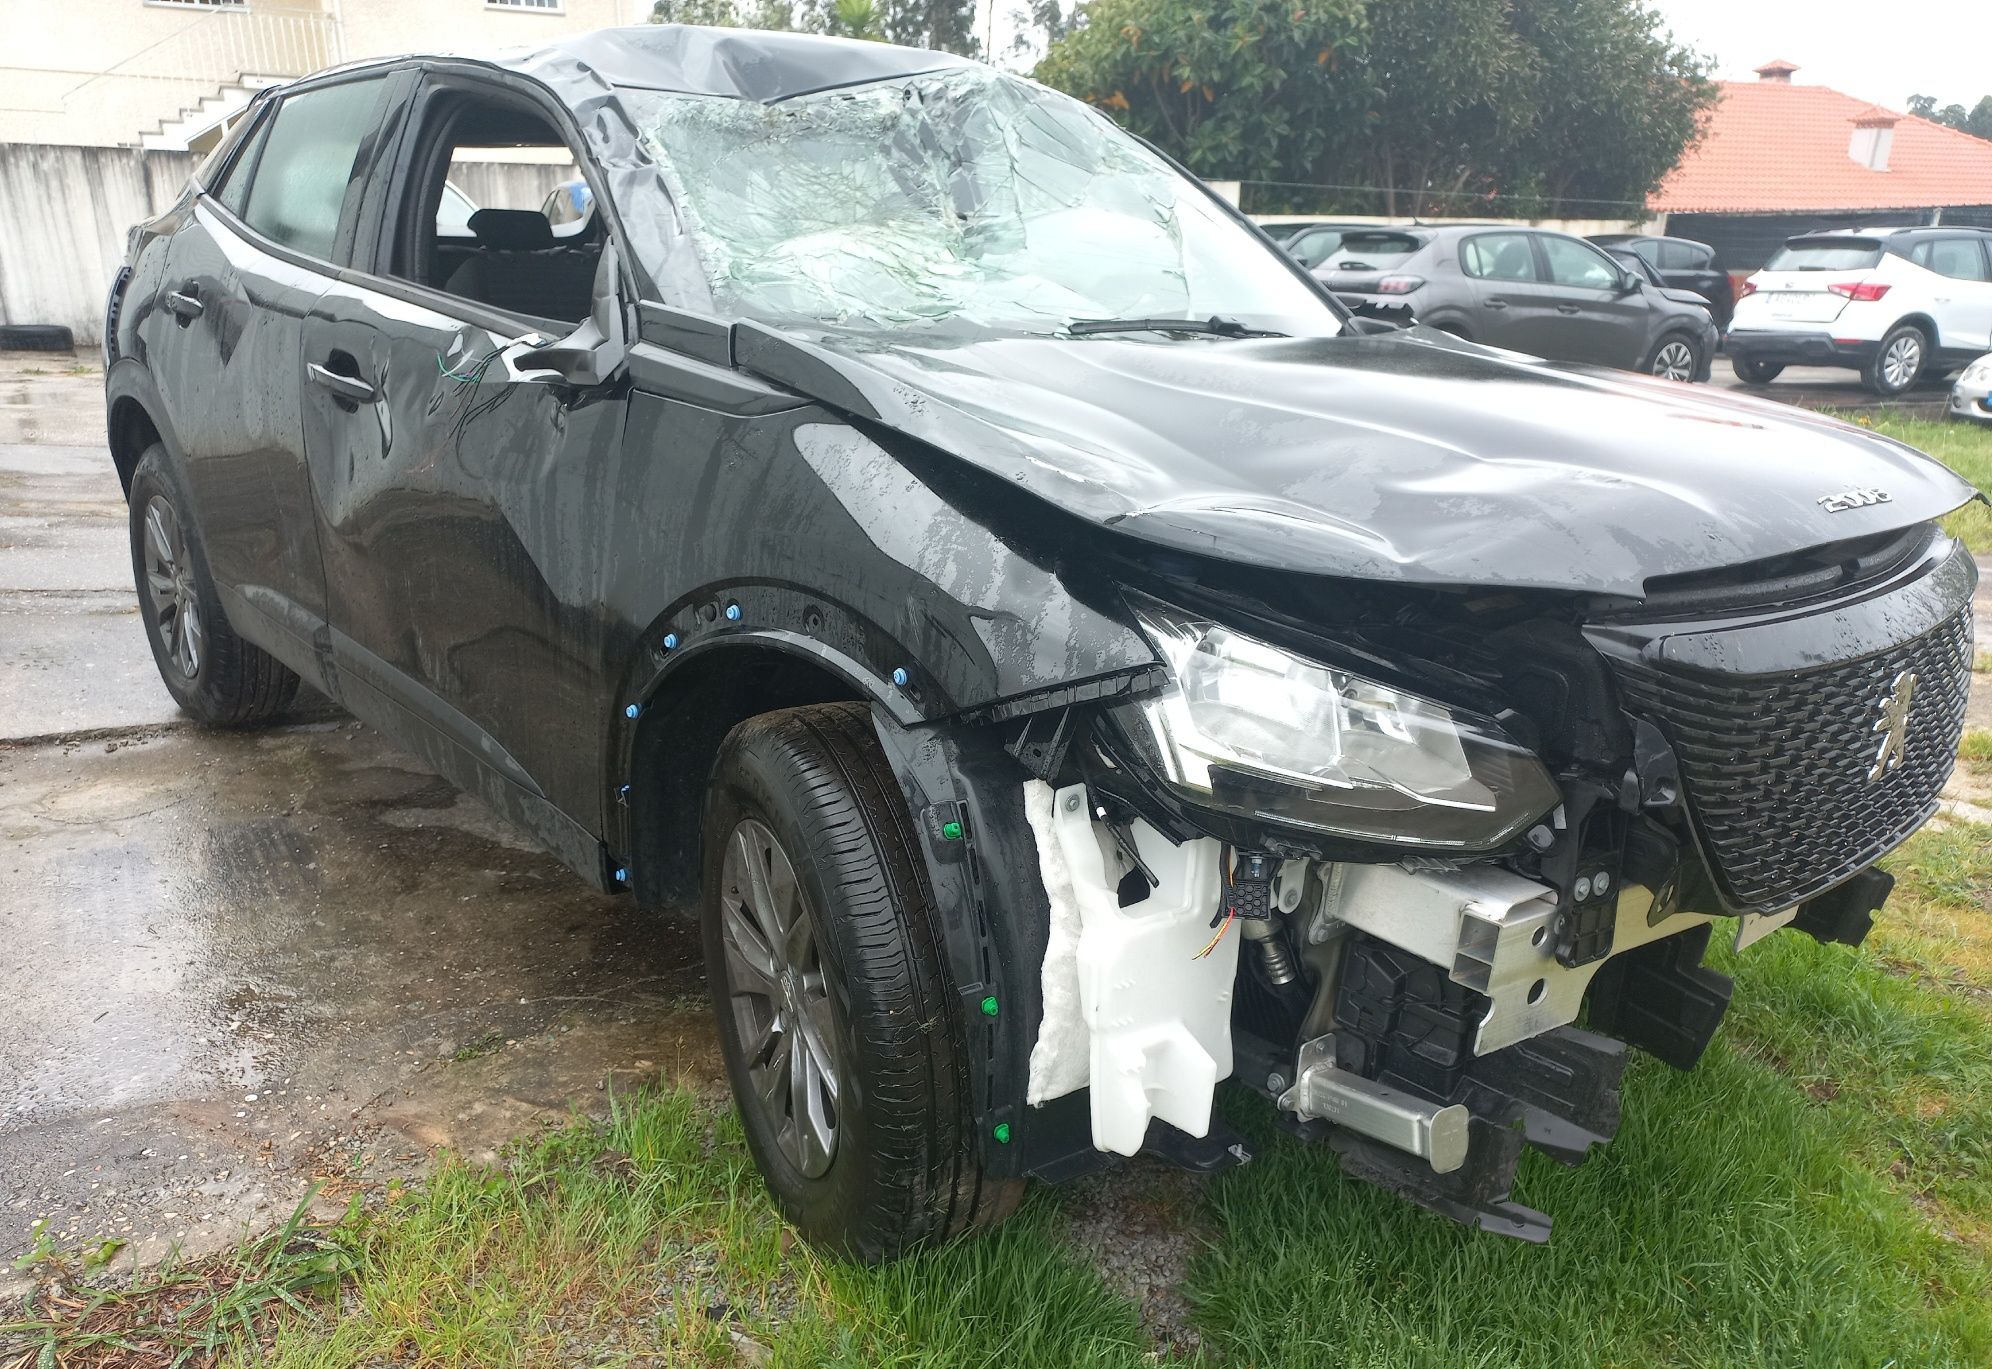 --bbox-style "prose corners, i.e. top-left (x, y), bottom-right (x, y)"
top-left (1908, 92), bottom-right (1992, 141)
top-left (1036, 0), bottom-right (1716, 216)
top-left (1497, 0), bottom-right (1716, 216)
top-left (1033, 0), bottom-right (1371, 194)
top-left (650, 0), bottom-right (793, 28)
